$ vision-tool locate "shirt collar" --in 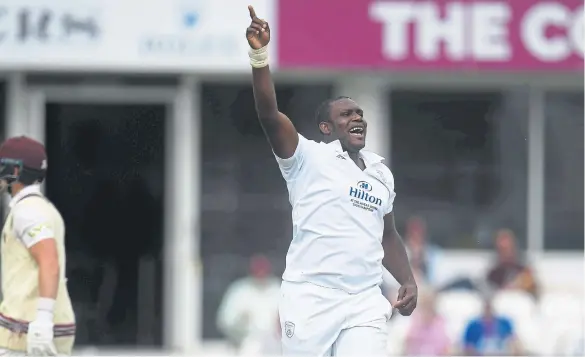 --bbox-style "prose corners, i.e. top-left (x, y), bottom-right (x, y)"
top-left (327, 140), bottom-right (385, 164)
top-left (9, 184), bottom-right (42, 209)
